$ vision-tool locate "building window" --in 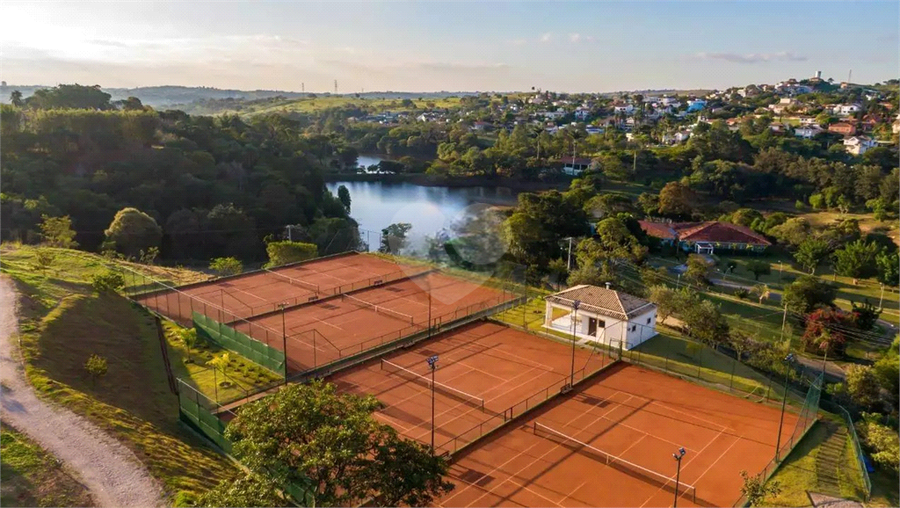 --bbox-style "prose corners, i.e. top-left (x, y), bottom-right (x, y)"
top-left (631, 325), bottom-right (637, 332)
top-left (598, 320), bottom-right (606, 328)
top-left (647, 317), bottom-right (652, 324)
